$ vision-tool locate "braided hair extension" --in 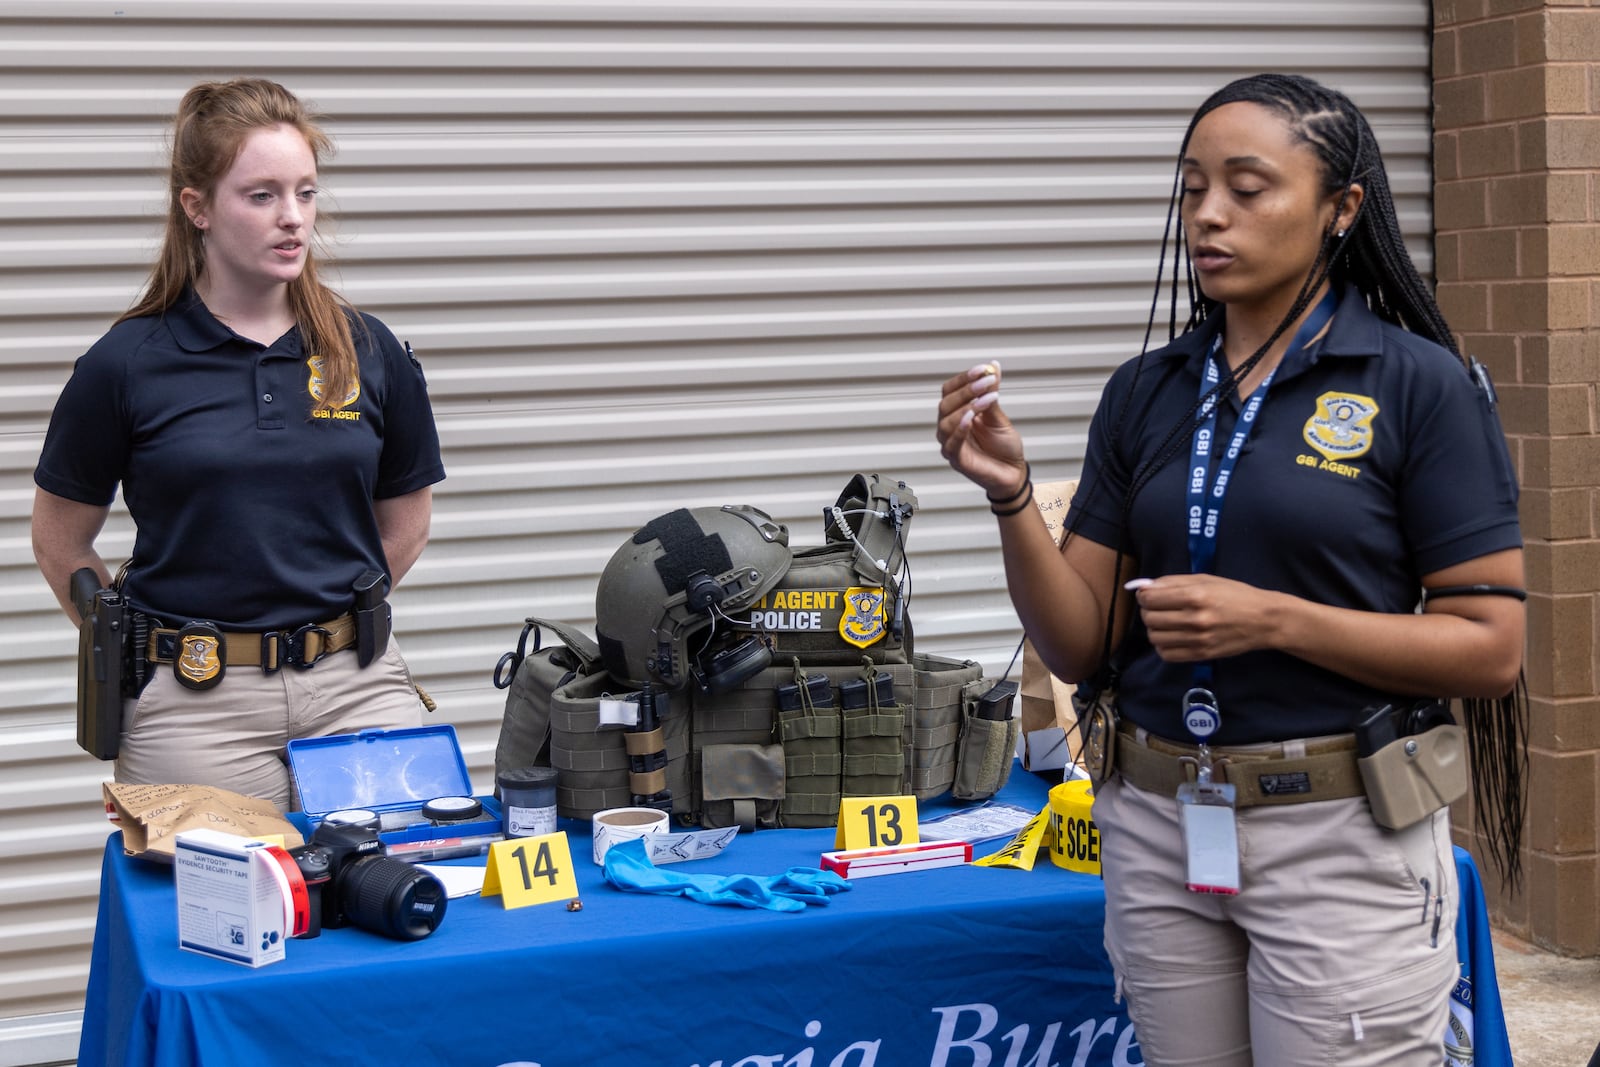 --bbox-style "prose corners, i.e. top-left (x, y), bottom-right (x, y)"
top-left (1061, 73), bottom-right (1528, 886)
